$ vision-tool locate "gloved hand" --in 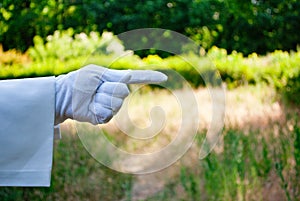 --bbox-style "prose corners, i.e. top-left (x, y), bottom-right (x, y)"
top-left (55, 64), bottom-right (167, 125)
